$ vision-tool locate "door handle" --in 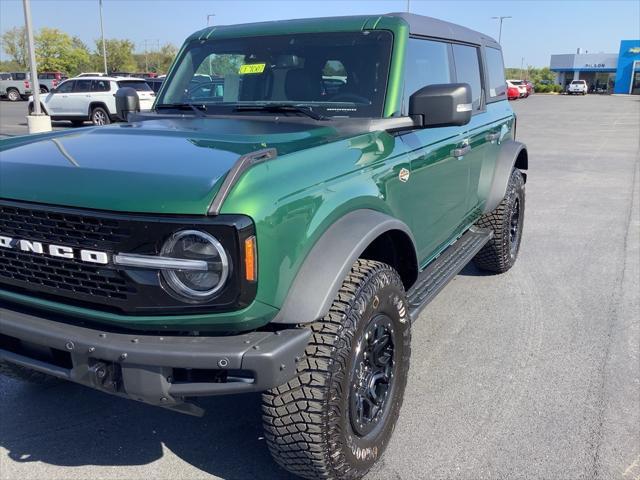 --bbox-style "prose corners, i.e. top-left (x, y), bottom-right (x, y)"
top-left (485, 132), bottom-right (500, 142)
top-left (451, 145), bottom-right (471, 158)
